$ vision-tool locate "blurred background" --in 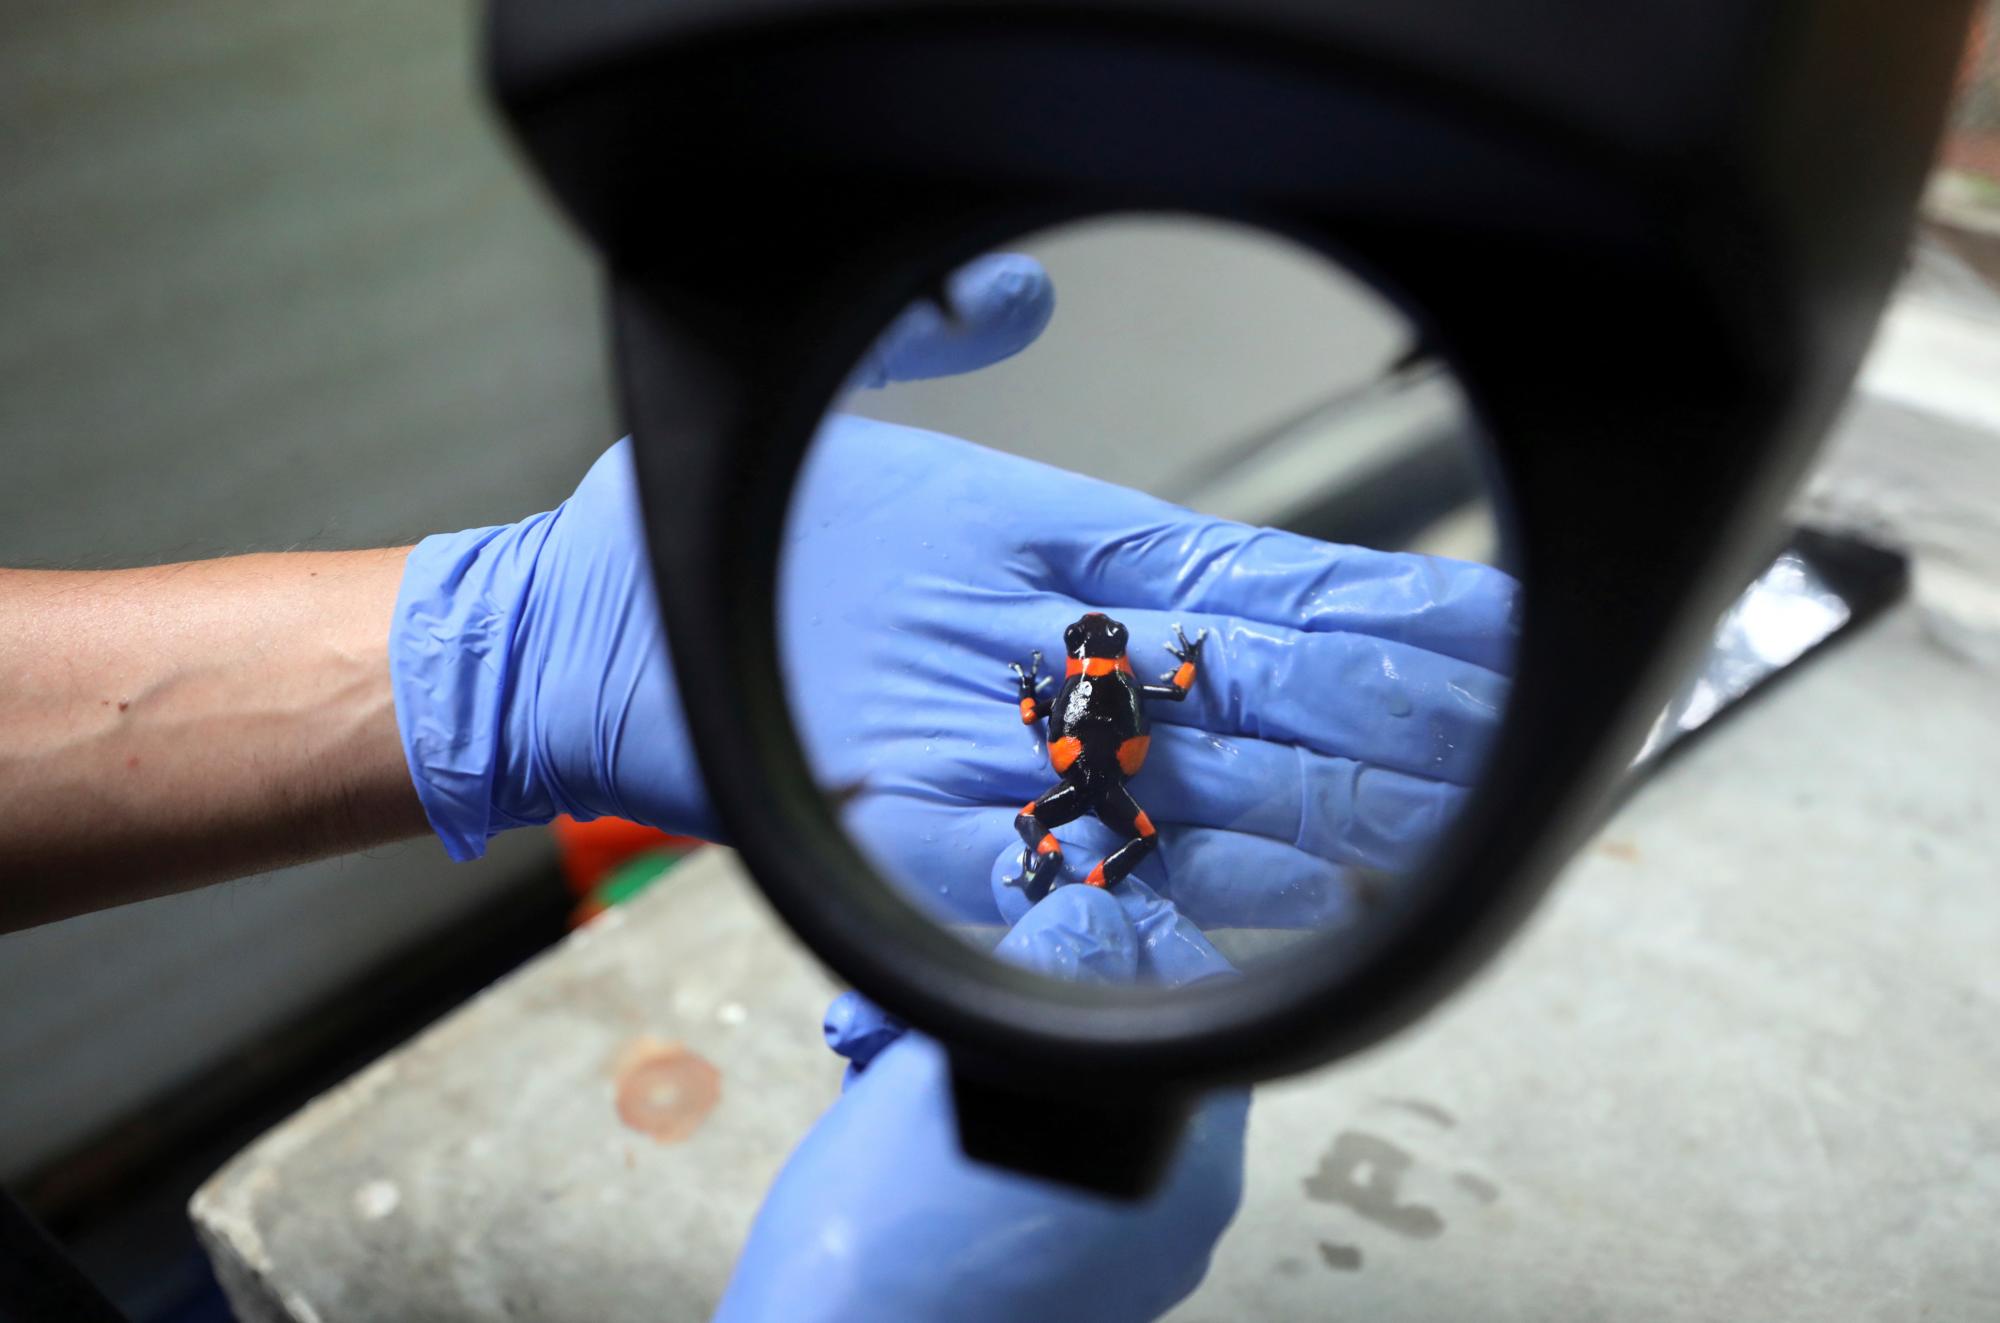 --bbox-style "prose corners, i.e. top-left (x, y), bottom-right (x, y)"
top-left (5, 2), bottom-right (2000, 1320)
